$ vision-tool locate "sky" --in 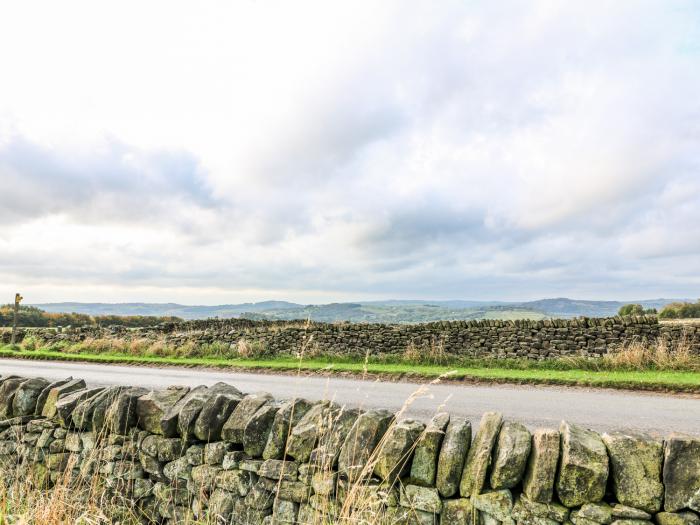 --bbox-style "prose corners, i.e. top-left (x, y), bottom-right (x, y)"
top-left (1, 0), bottom-right (699, 305)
